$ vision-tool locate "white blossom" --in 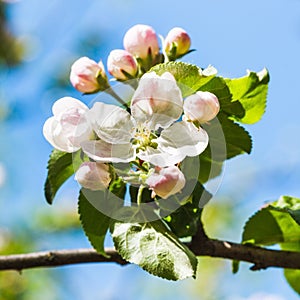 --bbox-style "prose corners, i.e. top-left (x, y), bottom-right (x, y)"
top-left (43, 97), bottom-right (92, 152)
top-left (81, 72), bottom-right (209, 167)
